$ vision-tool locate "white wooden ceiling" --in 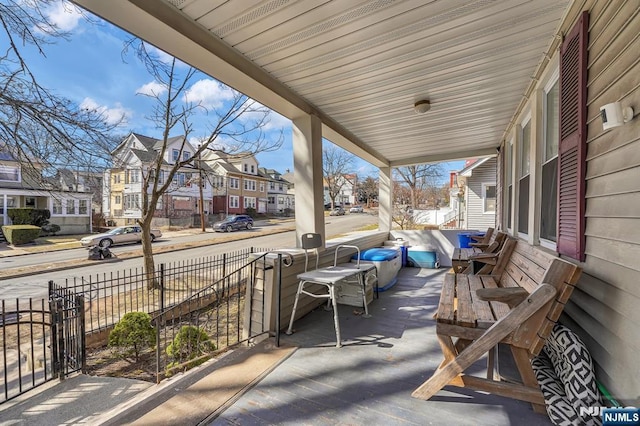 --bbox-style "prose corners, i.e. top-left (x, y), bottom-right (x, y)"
top-left (74, 0), bottom-right (569, 167)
